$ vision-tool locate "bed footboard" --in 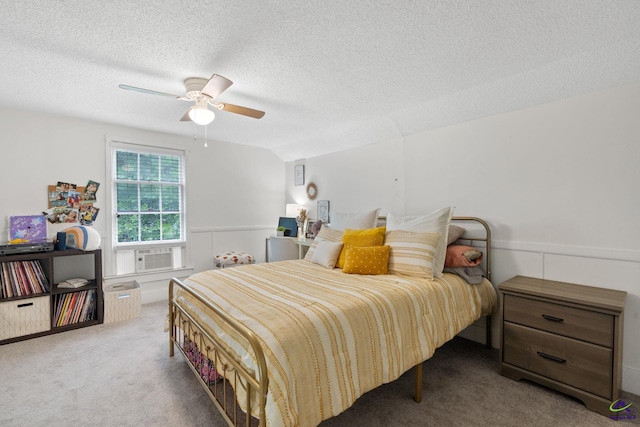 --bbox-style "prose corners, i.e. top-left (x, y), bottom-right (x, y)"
top-left (169, 278), bottom-right (269, 427)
